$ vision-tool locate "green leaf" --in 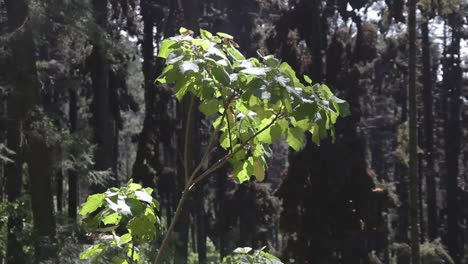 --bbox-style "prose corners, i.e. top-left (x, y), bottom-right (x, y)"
top-left (144, 207), bottom-right (157, 223)
top-left (216, 32), bottom-right (234, 39)
top-left (119, 233), bottom-right (132, 245)
top-left (179, 27), bottom-right (191, 35)
top-left (233, 158), bottom-right (253, 183)
top-left (80, 193), bottom-right (105, 216)
top-left (175, 80), bottom-right (190, 100)
top-left (199, 99), bottom-right (221, 116)
top-left (135, 190), bottom-right (153, 203)
top-left (112, 256), bottom-right (129, 264)
top-left (241, 67), bottom-right (269, 75)
top-left (200, 29), bottom-right (213, 39)
top-left (127, 215), bottom-right (156, 242)
top-left (233, 247), bottom-right (252, 254)
top-left (252, 157), bottom-right (266, 181)
top-left (128, 183), bottom-right (142, 191)
top-left (287, 127), bottom-right (305, 151)
top-left (211, 64), bottom-right (231, 86)
top-left (157, 64), bottom-right (178, 84)
top-left (179, 61), bottom-right (200, 74)
top-left (310, 124), bottom-right (321, 145)
top-left (126, 198), bottom-right (145, 216)
top-left (144, 187), bottom-right (154, 195)
top-left (304, 75), bottom-right (313, 84)
top-left (227, 46), bottom-right (245, 60)
top-left (103, 212), bottom-right (122, 225)
top-left (158, 39), bottom-right (176, 59)
top-left (80, 244), bottom-right (107, 261)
